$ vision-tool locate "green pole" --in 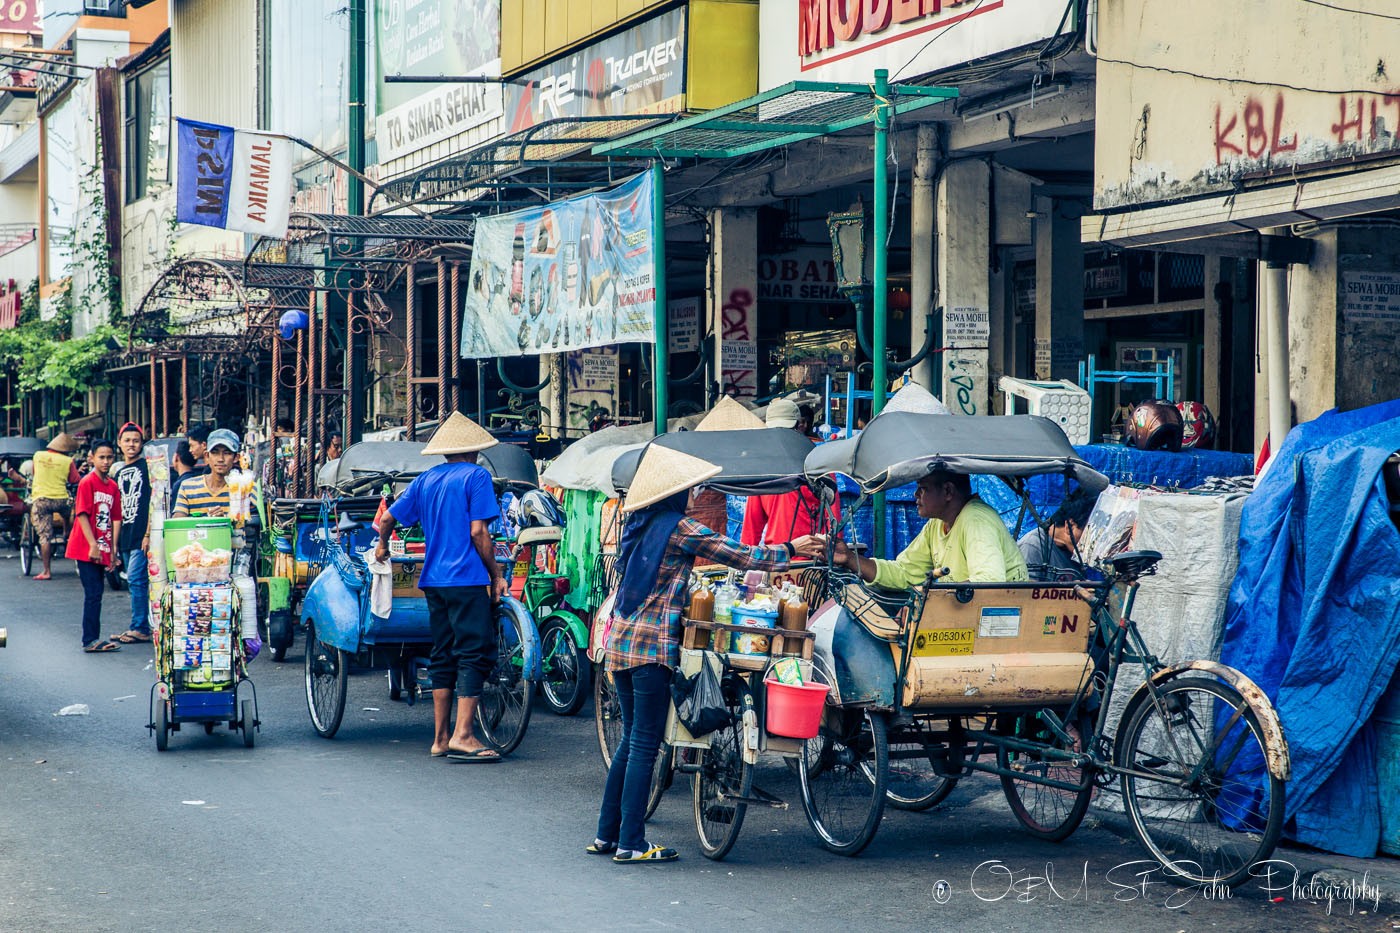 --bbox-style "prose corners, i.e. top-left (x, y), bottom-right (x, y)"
top-left (651, 160), bottom-right (668, 436)
top-left (872, 69), bottom-right (890, 556)
top-left (347, 0), bottom-right (366, 216)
